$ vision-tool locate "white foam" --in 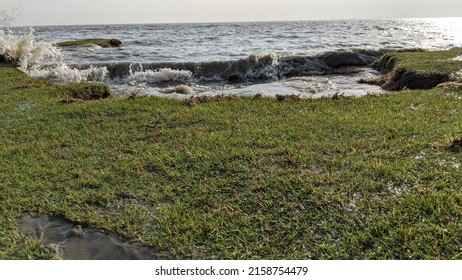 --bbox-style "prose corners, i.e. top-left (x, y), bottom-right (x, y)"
top-left (28, 63), bottom-right (108, 83)
top-left (87, 44), bottom-right (103, 52)
top-left (116, 66), bottom-right (193, 85)
top-left (0, 28), bottom-right (61, 70)
top-left (109, 72), bottom-right (383, 100)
